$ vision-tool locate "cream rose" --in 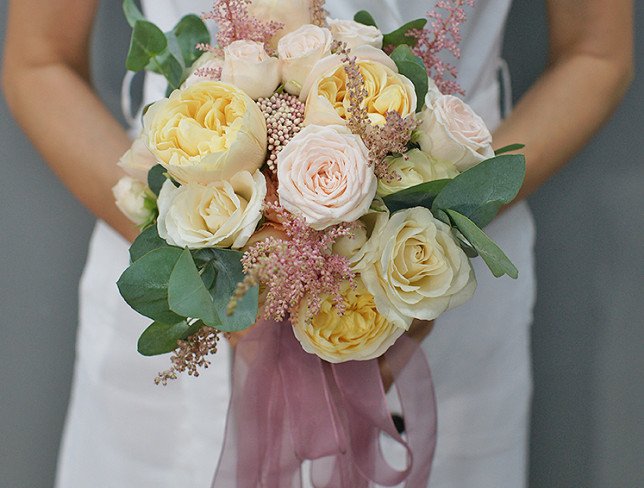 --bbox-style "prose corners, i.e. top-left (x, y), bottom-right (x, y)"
top-left (221, 40), bottom-right (281, 100)
top-left (118, 135), bottom-right (158, 183)
top-left (278, 24), bottom-right (333, 96)
top-left (304, 55), bottom-right (417, 126)
top-left (377, 148), bottom-right (459, 197)
top-left (156, 170), bottom-right (267, 249)
top-left (417, 94), bottom-right (494, 171)
top-left (327, 18), bottom-right (384, 49)
top-left (248, 0), bottom-right (313, 46)
top-left (332, 221), bottom-right (368, 258)
top-left (183, 52), bottom-right (224, 89)
top-left (143, 81), bottom-right (267, 185)
top-left (292, 279), bottom-right (404, 363)
top-left (277, 124), bottom-right (377, 230)
top-left (112, 176), bottom-right (155, 227)
top-left (357, 207), bottom-right (476, 328)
